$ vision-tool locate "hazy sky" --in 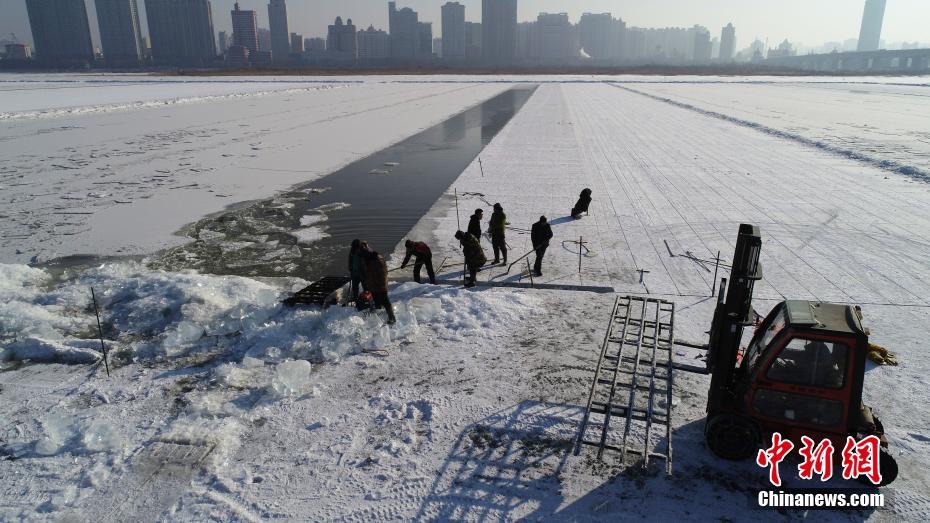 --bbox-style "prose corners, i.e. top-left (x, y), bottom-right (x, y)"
top-left (2, 0), bottom-right (928, 50)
